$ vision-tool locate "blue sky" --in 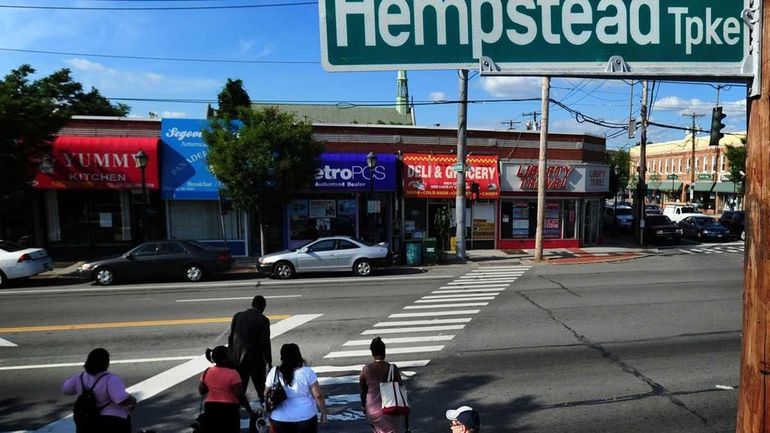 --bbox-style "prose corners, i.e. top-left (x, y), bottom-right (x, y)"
top-left (0, 0), bottom-right (750, 149)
